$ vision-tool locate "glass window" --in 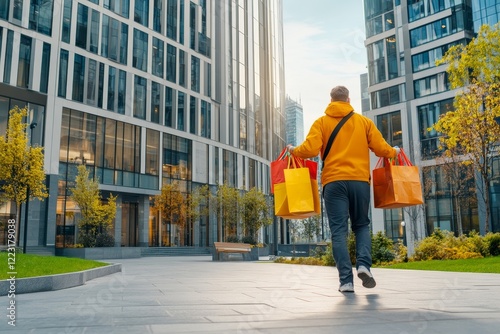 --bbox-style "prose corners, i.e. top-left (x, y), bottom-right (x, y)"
top-left (167, 44), bottom-right (176, 83)
top-left (201, 100), bottom-right (211, 138)
top-left (76, 4), bottom-right (88, 49)
top-left (146, 129), bottom-right (160, 175)
top-left (58, 49), bottom-right (69, 97)
top-left (102, 15), bottom-right (128, 64)
top-left (153, 0), bottom-right (162, 33)
top-left (3, 30), bottom-right (13, 84)
top-left (90, 9), bottom-right (100, 53)
top-left (190, 1), bottom-right (197, 50)
top-left (412, 40), bottom-right (465, 72)
top-left (118, 70), bottom-right (126, 114)
top-left (104, 118), bottom-right (116, 169)
top-left (165, 86), bottom-right (173, 127)
top-left (204, 62), bottom-right (211, 97)
top-left (115, 122), bottom-right (124, 170)
top-left (190, 96), bottom-right (196, 134)
top-left (376, 111), bottom-right (402, 147)
top-left (368, 40), bottom-right (385, 84)
top-left (13, 0), bottom-right (22, 20)
top-left (223, 150), bottom-right (237, 187)
top-left (151, 82), bottom-right (161, 124)
top-left (0, 1), bottom-right (8, 20)
top-left (178, 91), bottom-right (185, 130)
top-left (371, 84), bottom-right (405, 109)
top-left (62, 0), bottom-right (72, 43)
top-left (108, 66), bottom-right (116, 111)
top-left (179, 0), bottom-right (185, 44)
top-left (133, 28), bottom-right (148, 72)
top-left (179, 50), bottom-right (186, 86)
top-left (123, 123), bottom-right (139, 172)
top-left (104, 0), bottom-right (130, 18)
top-left (134, 75), bottom-right (147, 119)
top-left (40, 43), bottom-right (51, 93)
top-left (86, 59), bottom-right (97, 106)
top-left (152, 37), bottom-right (164, 78)
top-left (134, 0), bottom-right (149, 26)
top-left (98, 63), bottom-right (105, 108)
top-left (29, 0), bottom-right (54, 36)
top-left (191, 56), bottom-right (200, 92)
top-left (17, 35), bottom-right (32, 88)
top-left (414, 72), bottom-right (450, 98)
top-left (418, 98), bottom-right (454, 159)
top-left (386, 36), bottom-right (398, 79)
top-left (72, 54), bottom-right (86, 102)
top-left (120, 23), bottom-right (128, 64)
top-left (167, 0), bottom-right (177, 41)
